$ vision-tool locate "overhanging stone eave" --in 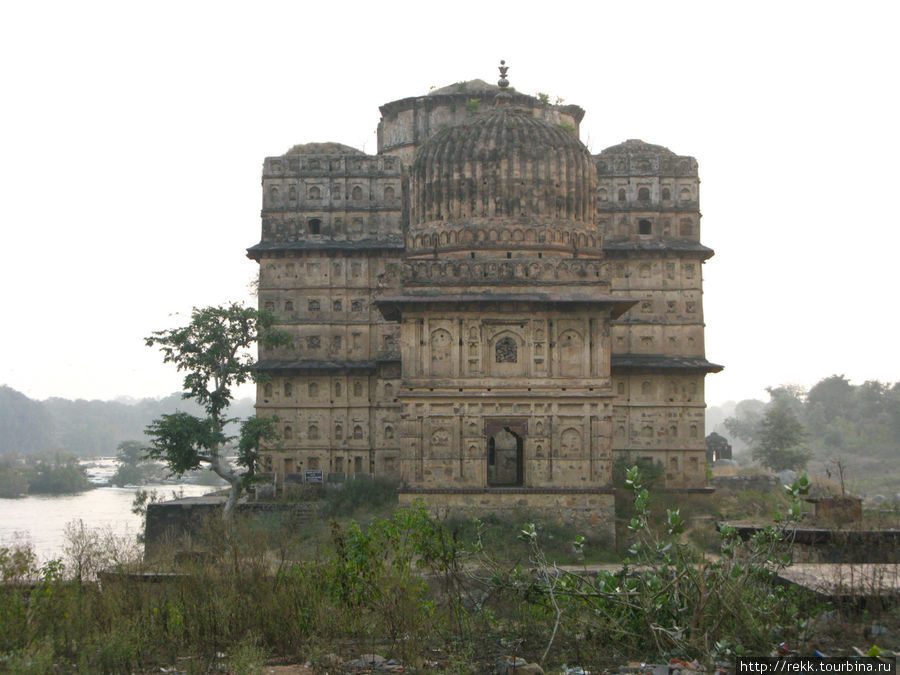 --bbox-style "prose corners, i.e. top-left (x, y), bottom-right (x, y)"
top-left (375, 292), bottom-right (637, 322)
top-left (603, 240), bottom-right (715, 260)
top-left (246, 239), bottom-right (405, 260)
top-left (610, 354), bottom-right (724, 373)
top-left (255, 359), bottom-right (380, 373)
